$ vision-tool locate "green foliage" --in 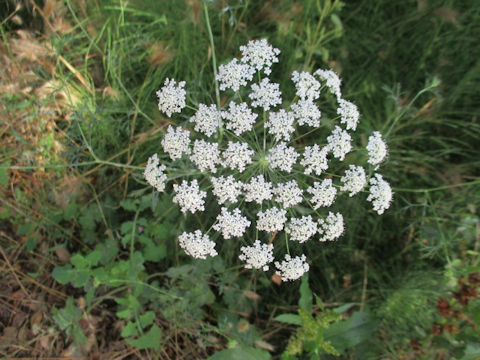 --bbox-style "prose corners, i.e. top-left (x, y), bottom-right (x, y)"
top-left (52, 297), bottom-right (87, 346)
